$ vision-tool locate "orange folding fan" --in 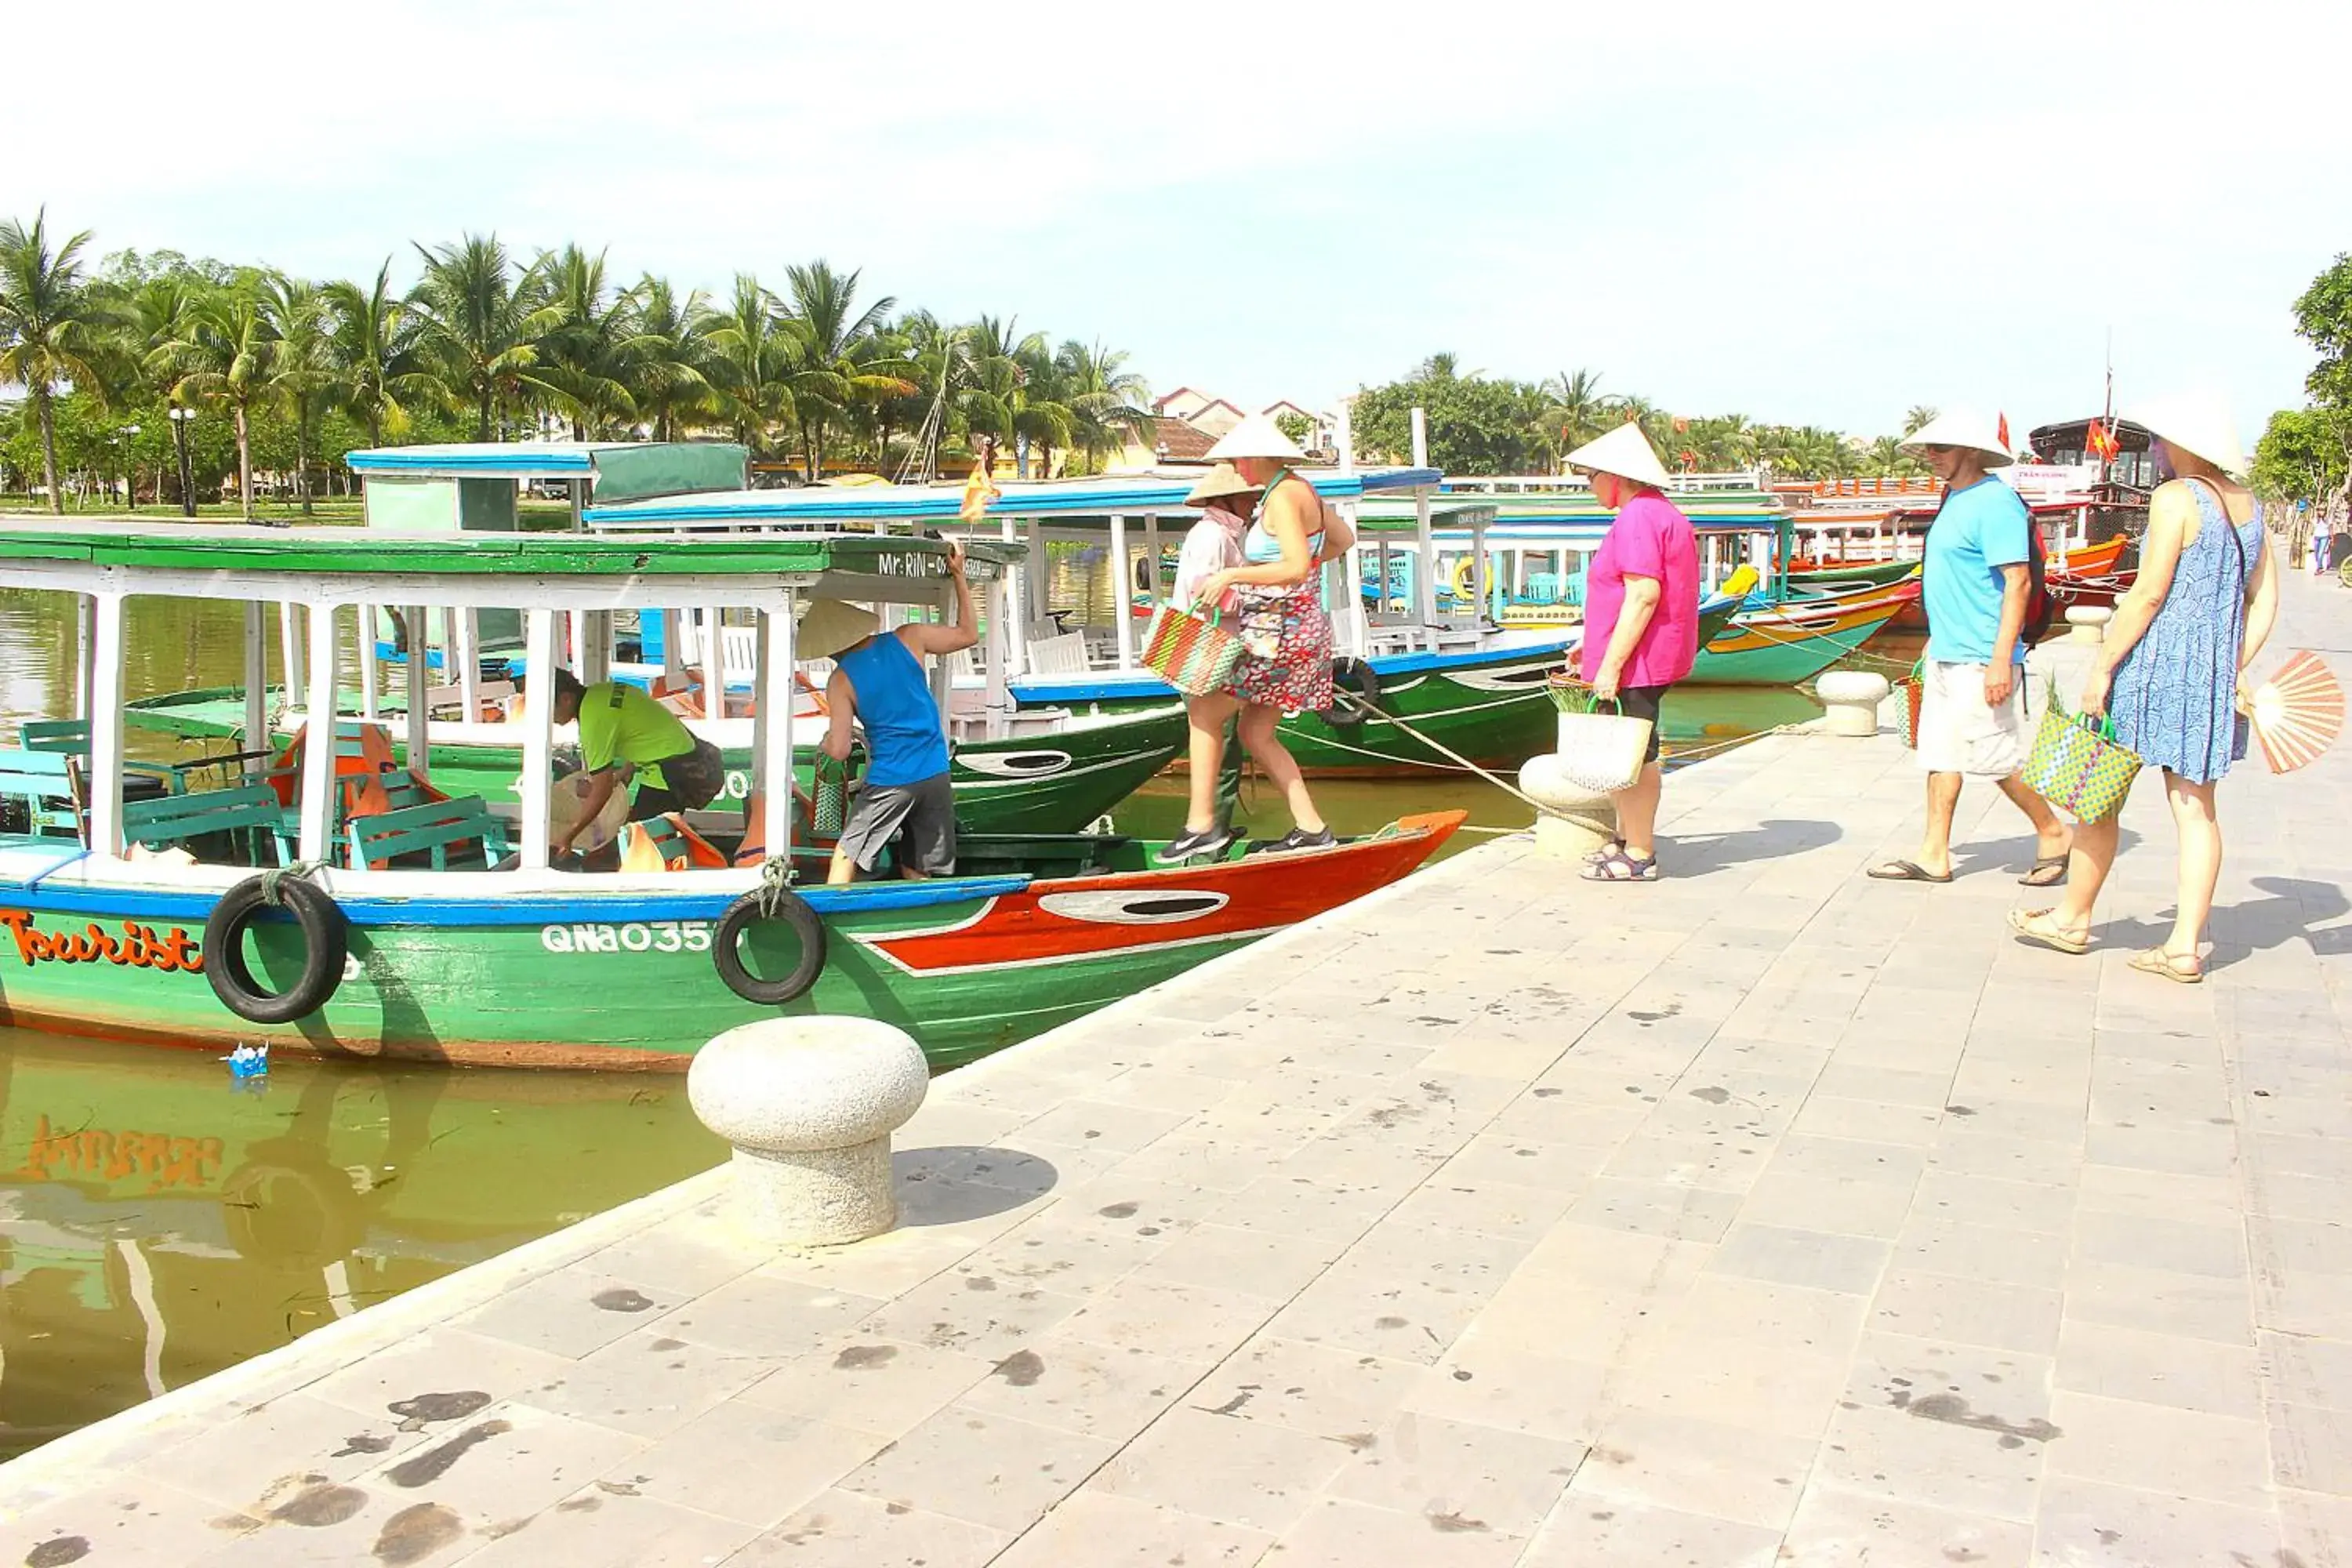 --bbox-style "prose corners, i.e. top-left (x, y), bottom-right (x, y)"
top-left (2249, 650), bottom-right (2344, 774)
